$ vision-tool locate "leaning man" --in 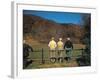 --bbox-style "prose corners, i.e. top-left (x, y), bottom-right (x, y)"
top-left (48, 37), bottom-right (57, 63)
top-left (64, 37), bottom-right (73, 62)
top-left (57, 38), bottom-right (64, 63)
